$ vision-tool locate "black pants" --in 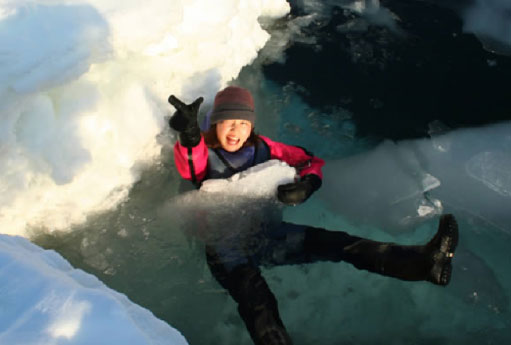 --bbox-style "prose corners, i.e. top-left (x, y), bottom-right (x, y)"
top-left (205, 221), bottom-right (441, 345)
